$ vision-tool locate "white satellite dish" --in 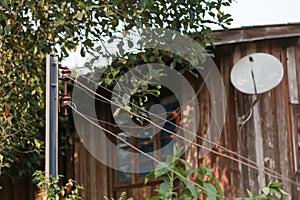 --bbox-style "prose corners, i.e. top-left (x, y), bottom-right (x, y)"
top-left (230, 53), bottom-right (284, 94)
